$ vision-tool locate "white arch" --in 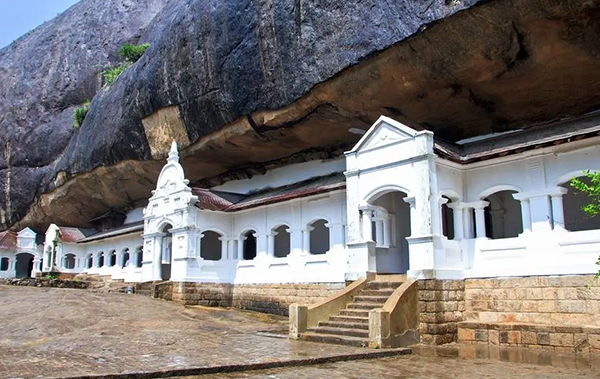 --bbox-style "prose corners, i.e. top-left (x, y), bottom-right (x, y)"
top-left (439, 189), bottom-right (461, 202)
top-left (306, 217), bottom-right (330, 228)
top-left (478, 185), bottom-right (522, 200)
top-left (199, 228), bottom-right (226, 237)
top-left (238, 227), bottom-right (258, 238)
top-left (365, 184), bottom-right (411, 204)
top-left (554, 170), bottom-right (591, 187)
